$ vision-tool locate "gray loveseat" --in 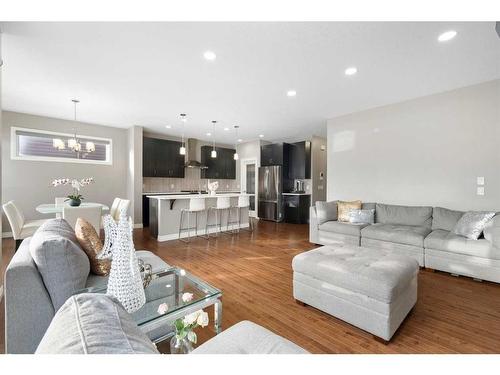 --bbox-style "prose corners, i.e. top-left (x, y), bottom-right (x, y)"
top-left (310, 202), bottom-right (500, 283)
top-left (4, 219), bottom-right (171, 354)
